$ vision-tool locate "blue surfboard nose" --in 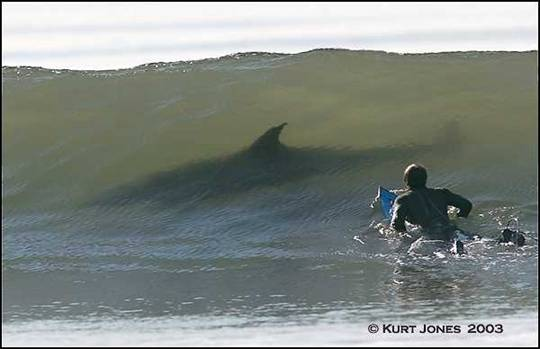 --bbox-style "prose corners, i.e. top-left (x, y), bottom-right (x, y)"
top-left (378, 186), bottom-right (397, 219)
